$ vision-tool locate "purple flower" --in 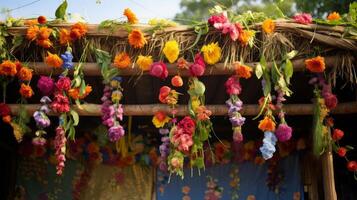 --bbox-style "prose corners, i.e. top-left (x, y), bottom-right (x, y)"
top-left (37, 76), bottom-right (54, 96)
top-left (61, 51), bottom-right (74, 70)
top-left (159, 128), bottom-right (169, 135)
top-left (275, 124), bottom-right (293, 142)
top-left (33, 111), bottom-right (50, 128)
top-left (229, 115), bottom-right (246, 127)
top-left (108, 125), bottom-right (125, 142)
